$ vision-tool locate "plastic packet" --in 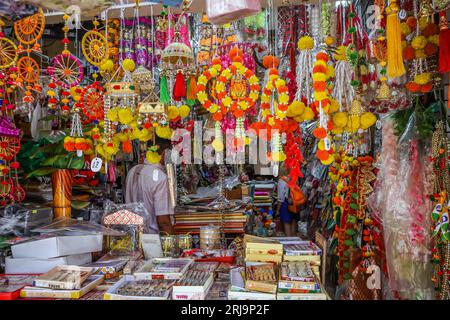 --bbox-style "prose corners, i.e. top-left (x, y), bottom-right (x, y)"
top-left (103, 200), bottom-right (156, 234)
